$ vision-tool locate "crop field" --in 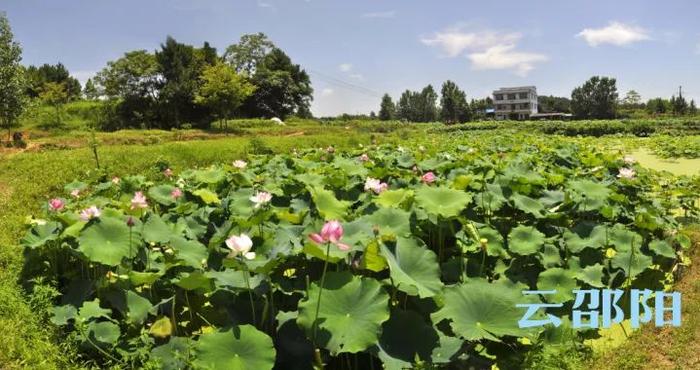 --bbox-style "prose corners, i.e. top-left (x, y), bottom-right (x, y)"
top-left (1, 120), bottom-right (699, 369)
